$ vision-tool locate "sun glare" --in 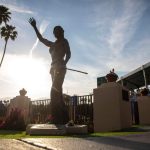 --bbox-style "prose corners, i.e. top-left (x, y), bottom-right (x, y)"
top-left (6, 55), bottom-right (50, 94)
